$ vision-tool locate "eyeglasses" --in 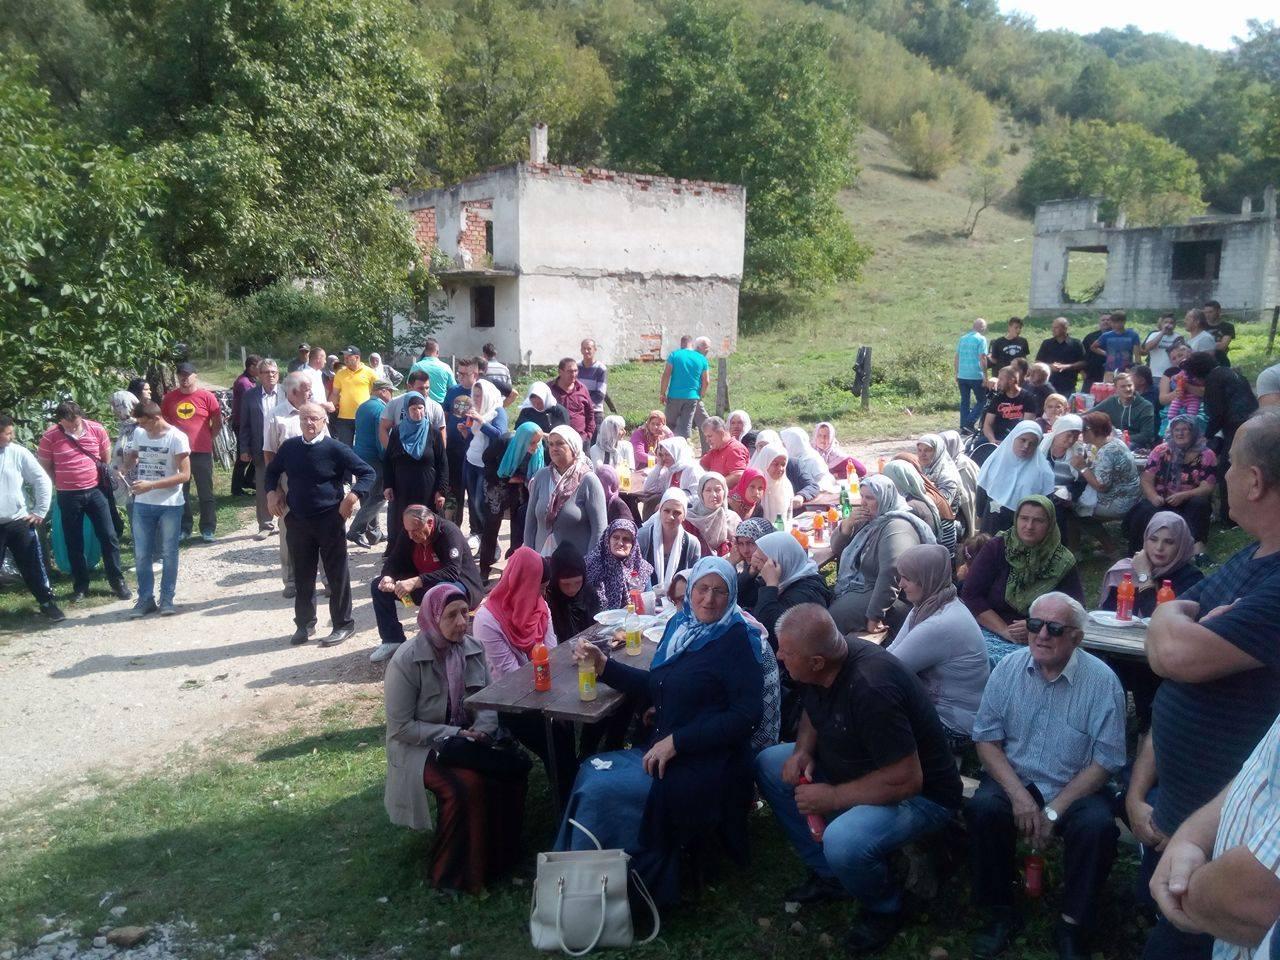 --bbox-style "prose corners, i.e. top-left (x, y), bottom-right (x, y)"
top-left (1026, 618), bottom-right (1076, 637)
